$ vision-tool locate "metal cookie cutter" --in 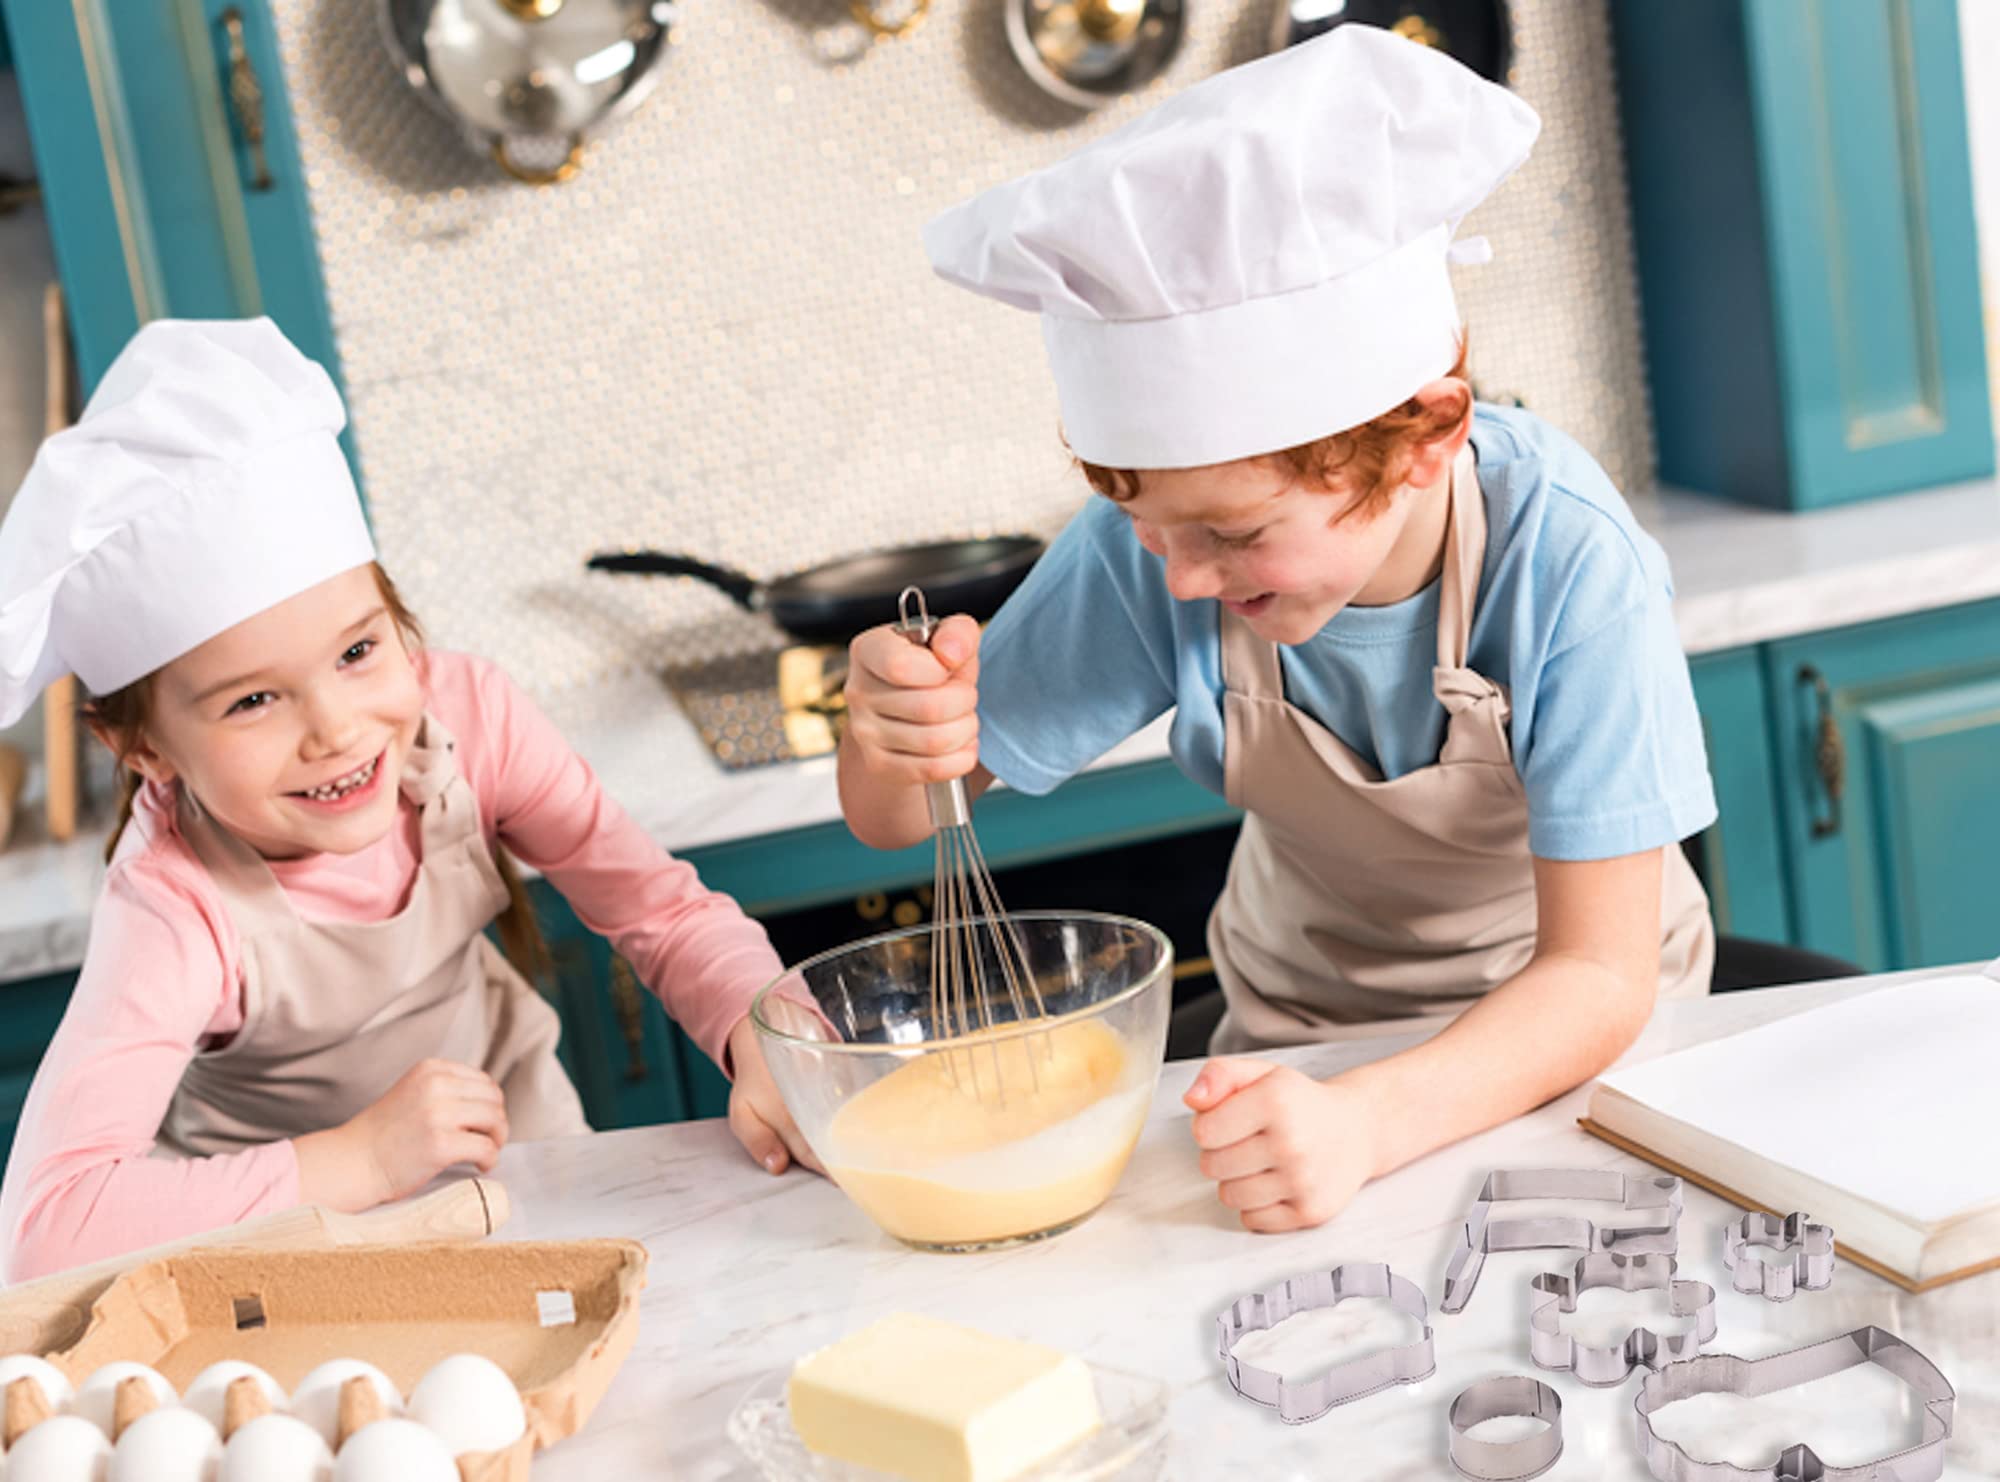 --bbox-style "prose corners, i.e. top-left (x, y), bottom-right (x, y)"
top-left (1216, 1263), bottom-right (1436, 1424)
top-left (1442, 1169), bottom-right (1683, 1313)
top-left (1448, 1375), bottom-right (1563, 1481)
top-left (1635, 1327), bottom-right (1954, 1482)
top-left (1528, 1251), bottom-right (1717, 1386)
top-left (1722, 1211), bottom-right (1835, 1301)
